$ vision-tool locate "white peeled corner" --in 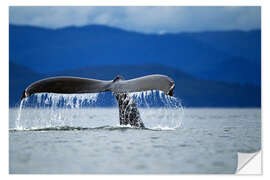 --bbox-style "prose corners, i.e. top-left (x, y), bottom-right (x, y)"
top-left (236, 151), bottom-right (262, 174)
